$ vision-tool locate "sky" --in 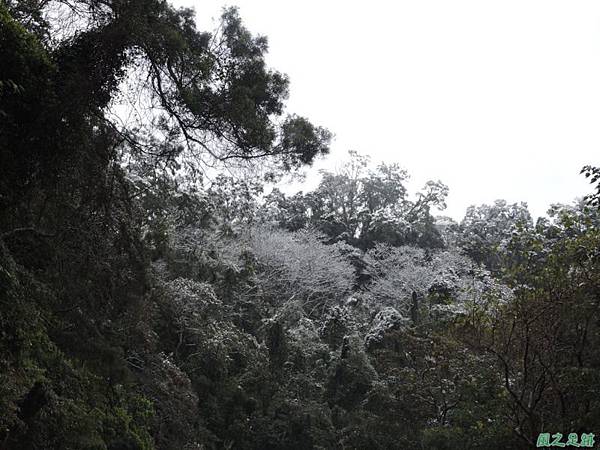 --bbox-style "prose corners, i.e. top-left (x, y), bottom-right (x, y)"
top-left (180, 0), bottom-right (600, 220)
